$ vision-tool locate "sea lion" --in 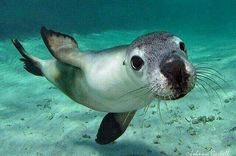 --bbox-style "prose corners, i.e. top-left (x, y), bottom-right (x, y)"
top-left (12, 27), bottom-right (196, 144)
